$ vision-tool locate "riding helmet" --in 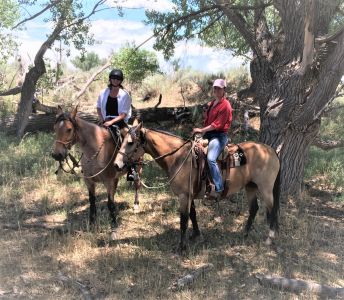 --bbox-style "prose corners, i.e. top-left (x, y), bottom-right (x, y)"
top-left (109, 69), bottom-right (124, 81)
